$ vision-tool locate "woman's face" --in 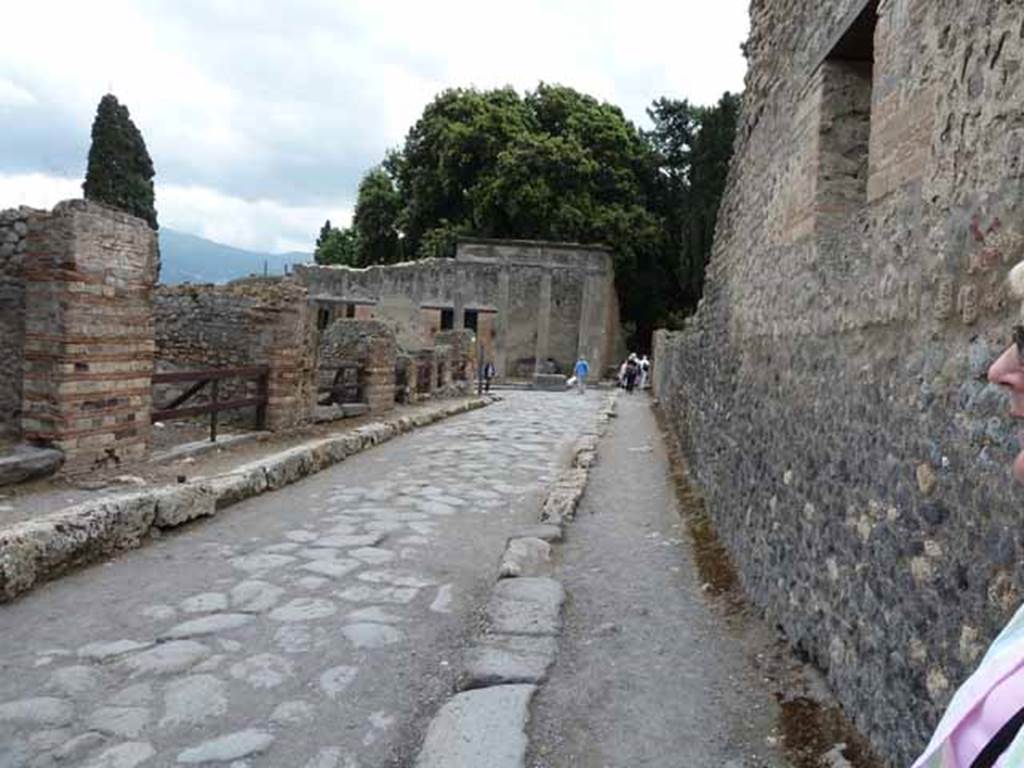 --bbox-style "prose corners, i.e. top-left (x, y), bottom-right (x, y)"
top-left (988, 334), bottom-right (1024, 482)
